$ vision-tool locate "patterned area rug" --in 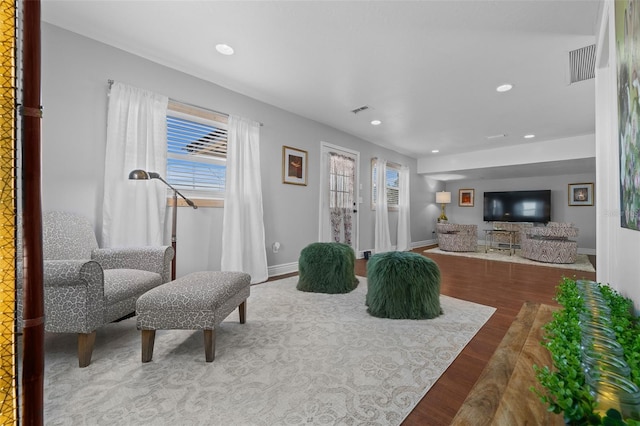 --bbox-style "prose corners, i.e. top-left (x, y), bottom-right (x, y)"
top-left (38, 276), bottom-right (495, 425)
top-left (424, 246), bottom-right (595, 273)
